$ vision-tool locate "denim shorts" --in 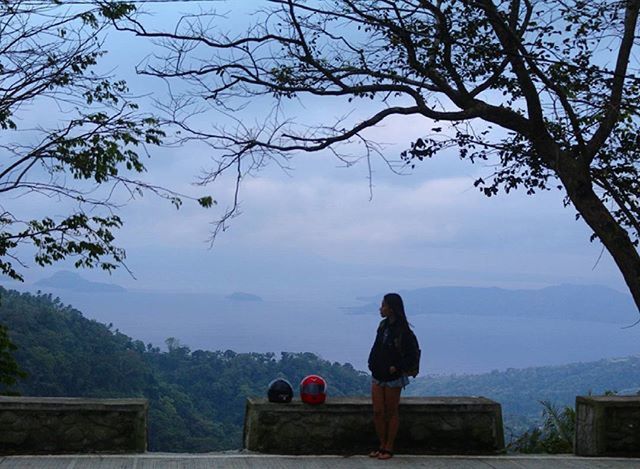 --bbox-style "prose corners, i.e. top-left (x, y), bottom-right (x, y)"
top-left (371, 375), bottom-right (410, 388)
